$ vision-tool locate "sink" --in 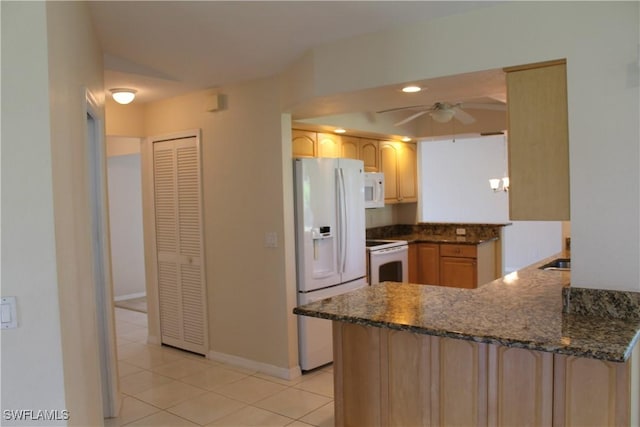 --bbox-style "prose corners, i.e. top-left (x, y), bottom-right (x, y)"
top-left (539, 258), bottom-right (571, 271)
